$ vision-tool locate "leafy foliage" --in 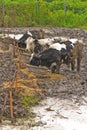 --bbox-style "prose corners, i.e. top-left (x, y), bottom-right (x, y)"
top-left (0, 0), bottom-right (87, 28)
top-left (22, 94), bottom-right (39, 109)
